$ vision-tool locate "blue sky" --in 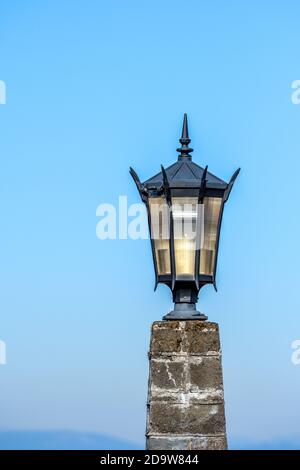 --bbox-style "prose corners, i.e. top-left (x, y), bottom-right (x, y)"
top-left (1, 0), bottom-right (300, 449)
